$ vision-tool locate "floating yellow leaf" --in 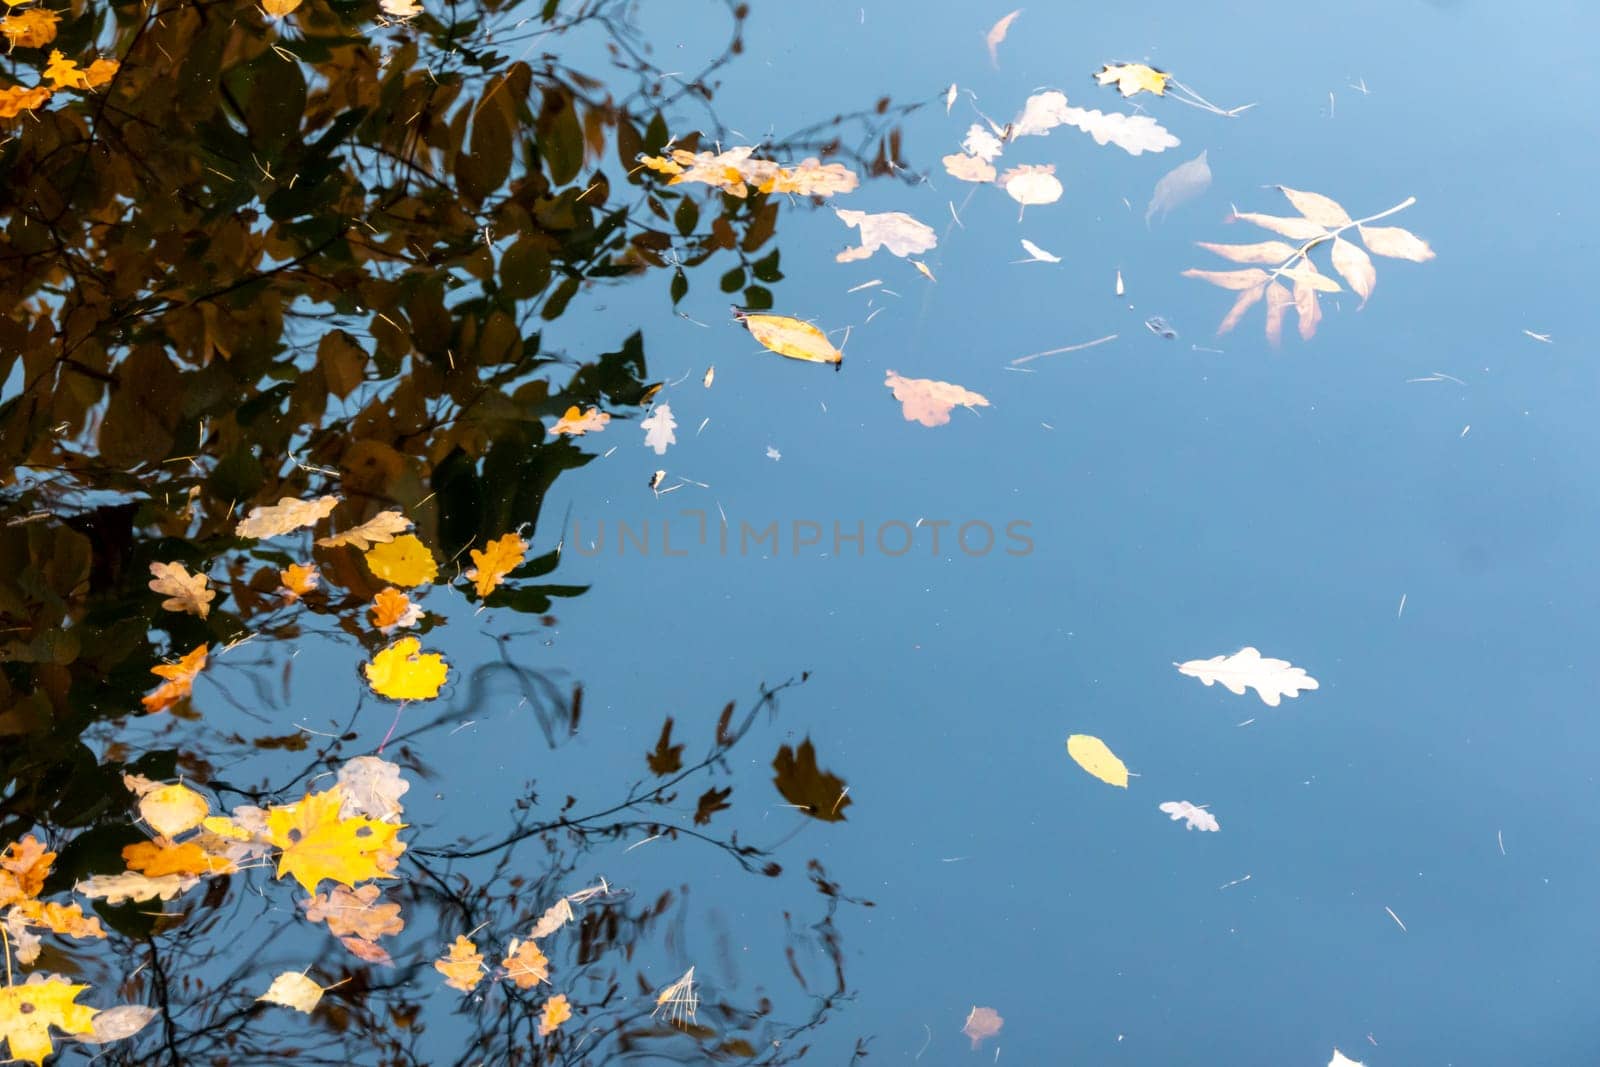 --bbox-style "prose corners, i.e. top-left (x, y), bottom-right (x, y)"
top-left (465, 533), bottom-right (527, 598)
top-left (363, 533), bottom-right (438, 587)
top-left (884, 370), bottom-right (990, 427)
top-left (551, 405), bottom-right (610, 436)
top-left (0, 85), bottom-right (50, 119)
top-left (43, 50), bottom-right (116, 91)
top-left (278, 562), bottom-right (319, 600)
top-left (0, 8), bottom-right (57, 48)
top-left (138, 783), bottom-right (209, 837)
top-left (369, 587), bottom-right (424, 632)
top-left (315, 510), bottom-right (412, 551)
top-left (0, 836), bottom-right (51, 907)
top-left (0, 975), bottom-right (98, 1065)
top-left (121, 840), bottom-right (235, 877)
top-left (141, 643), bottom-right (207, 713)
top-left (257, 972), bottom-right (324, 1013)
top-left (1096, 62), bottom-right (1170, 97)
top-left (148, 561), bottom-right (214, 618)
top-left (538, 993), bottom-right (572, 1036)
top-left (1066, 734), bottom-right (1129, 788)
top-left (364, 637), bottom-right (448, 700)
top-left (266, 786), bottom-right (404, 893)
top-left (736, 311), bottom-right (843, 365)
top-left (435, 935), bottom-right (484, 992)
top-left (502, 937), bottom-right (550, 989)
top-left (235, 494), bottom-right (339, 539)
